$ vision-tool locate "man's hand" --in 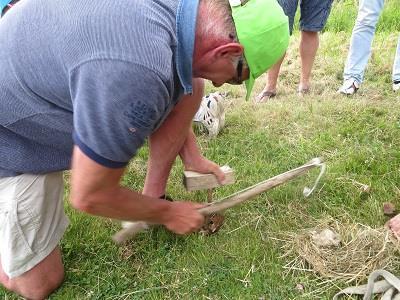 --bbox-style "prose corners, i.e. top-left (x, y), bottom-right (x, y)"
top-left (162, 202), bottom-right (205, 234)
top-left (183, 155), bottom-right (226, 184)
top-left (179, 128), bottom-right (226, 184)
